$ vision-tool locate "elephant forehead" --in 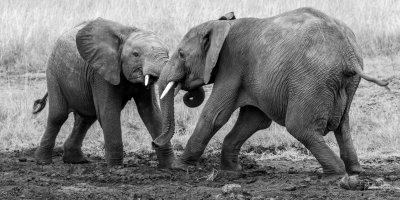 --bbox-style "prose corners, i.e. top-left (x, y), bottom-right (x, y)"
top-left (184, 30), bottom-right (199, 39)
top-left (124, 36), bottom-right (167, 53)
top-left (179, 33), bottom-right (202, 52)
top-left (183, 22), bottom-right (209, 41)
top-left (126, 32), bottom-right (166, 47)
